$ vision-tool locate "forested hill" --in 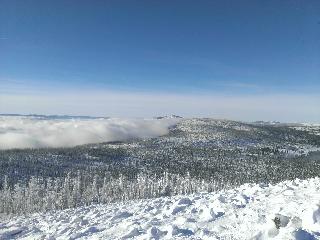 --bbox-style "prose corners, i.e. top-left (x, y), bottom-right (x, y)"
top-left (1, 118), bottom-right (320, 215)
